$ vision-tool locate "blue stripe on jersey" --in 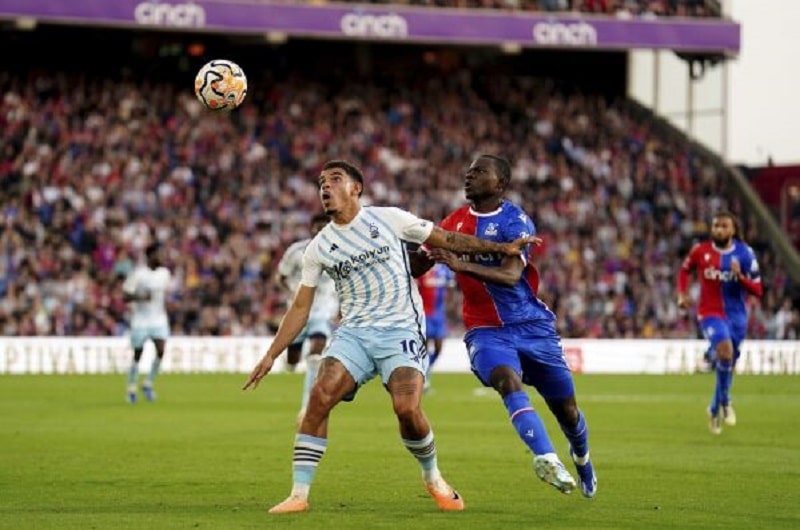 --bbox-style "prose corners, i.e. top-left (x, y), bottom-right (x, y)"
top-left (719, 245), bottom-right (749, 323)
top-left (318, 233), bottom-right (357, 317)
top-left (400, 241), bottom-right (427, 348)
top-left (325, 228), bottom-right (381, 323)
top-left (350, 215), bottom-right (398, 318)
top-left (363, 210), bottom-right (416, 323)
